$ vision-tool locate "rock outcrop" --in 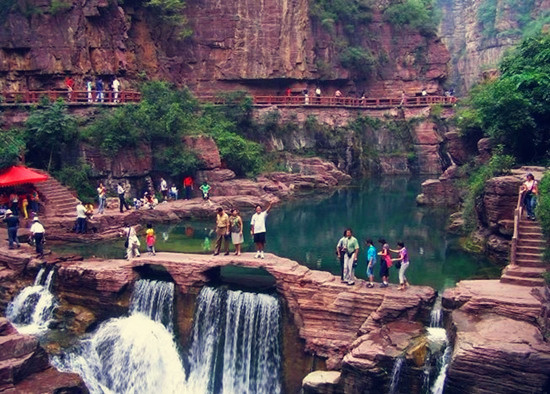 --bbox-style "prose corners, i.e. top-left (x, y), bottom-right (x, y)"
top-left (0, 317), bottom-right (86, 393)
top-left (443, 280), bottom-right (550, 394)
